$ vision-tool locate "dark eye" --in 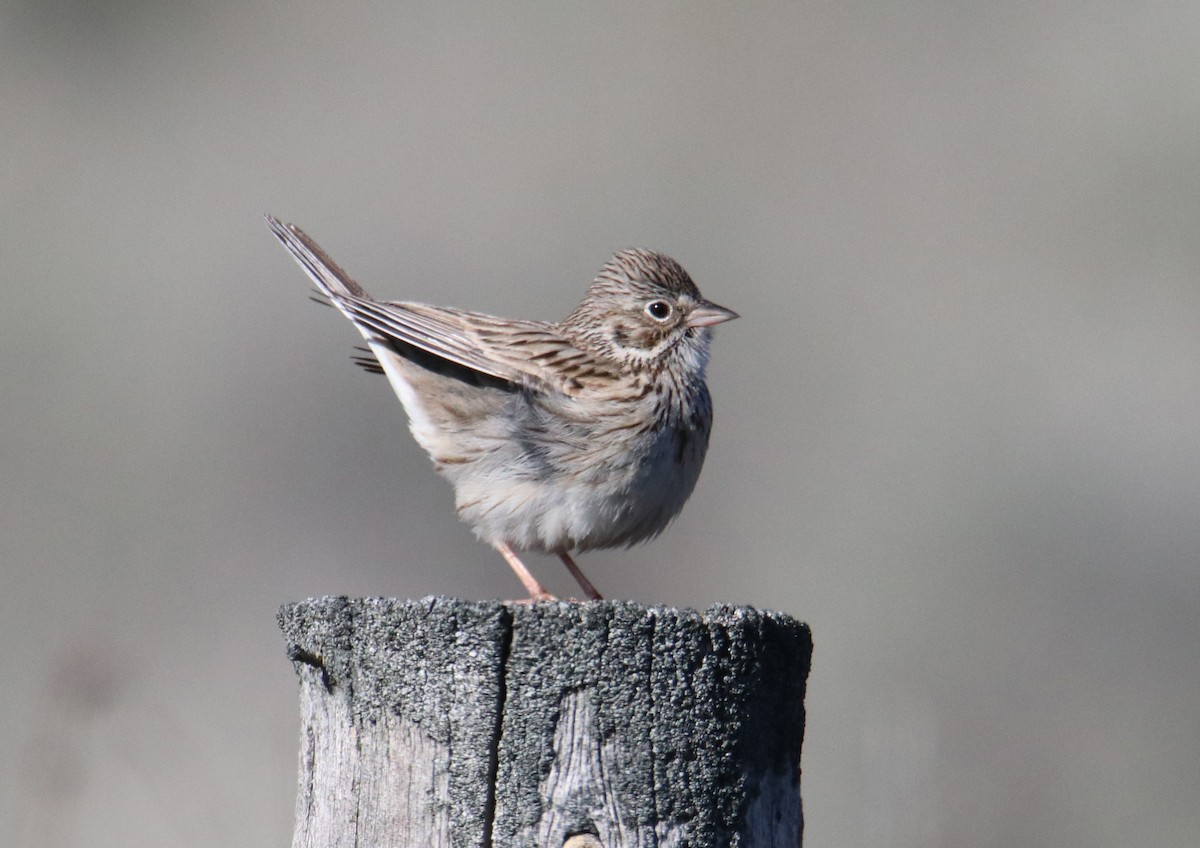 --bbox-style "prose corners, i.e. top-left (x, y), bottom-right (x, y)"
top-left (645, 300), bottom-right (673, 321)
